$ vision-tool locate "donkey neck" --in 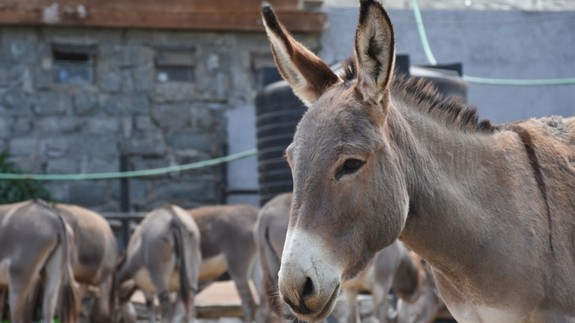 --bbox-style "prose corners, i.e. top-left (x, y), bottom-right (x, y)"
top-left (388, 97), bottom-right (547, 282)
